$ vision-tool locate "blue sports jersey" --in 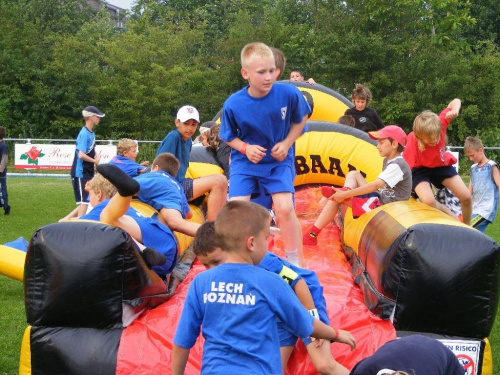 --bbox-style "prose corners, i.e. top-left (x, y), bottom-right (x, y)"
top-left (259, 252), bottom-right (329, 325)
top-left (71, 126), bottom-right (96, 178)
top-left (156, 130), bottom-right (191, 182)
top-left (109, 155), bottom-right (146, 177)
top-left (135, 171), bottom-right (190, 218)
top-left (220, 83), bottom-right (310, 178)
top-left (80, 200), bottom-right (177, 275)
top-left (174, 263), bottom-right (314, 375)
